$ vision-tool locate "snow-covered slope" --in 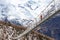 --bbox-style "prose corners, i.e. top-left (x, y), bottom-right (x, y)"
top-left (0, 0), bottom-right (53, 27)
